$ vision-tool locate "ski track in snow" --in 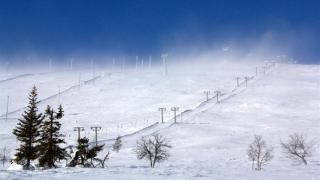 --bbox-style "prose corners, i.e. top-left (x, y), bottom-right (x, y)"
top-left (0, 74), bottom-right (103, 118)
